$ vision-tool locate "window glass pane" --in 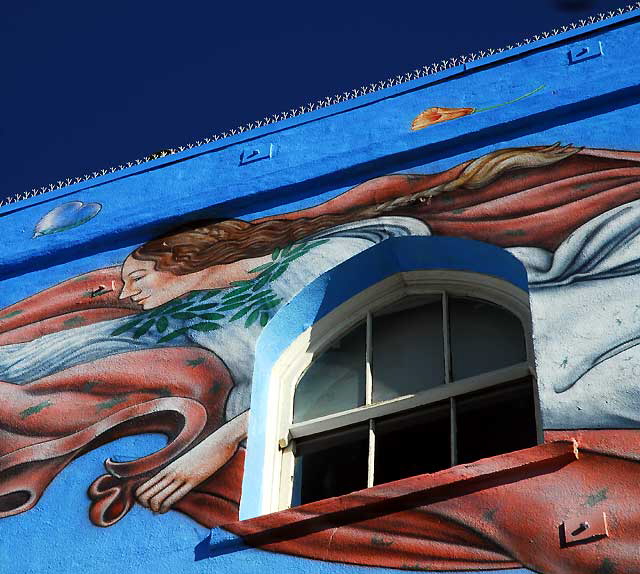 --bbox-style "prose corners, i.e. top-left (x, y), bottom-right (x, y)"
top-left (292, 425), bottom-right (368, 506)
top-left (372, 297), bottom-right (444, 403)
top-left (294, 323), bottom-right (366, 423)
top-left (374, 401), bottom-right (450, 485)
top-left (449, 297), bottom-right (526, 380)
top-left (456, 377), bottom-right (537, 465)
